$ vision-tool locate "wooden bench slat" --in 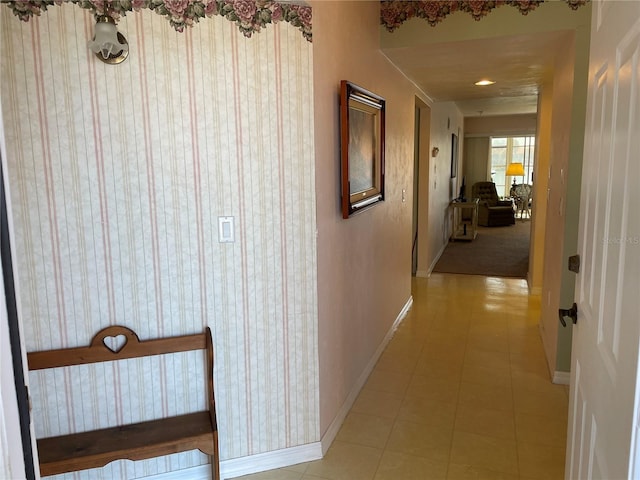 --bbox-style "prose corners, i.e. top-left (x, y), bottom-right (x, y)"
top-left (37, 411), bottom-right (214, 477)
top-left (28, 327), bottom-right (206, 370)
